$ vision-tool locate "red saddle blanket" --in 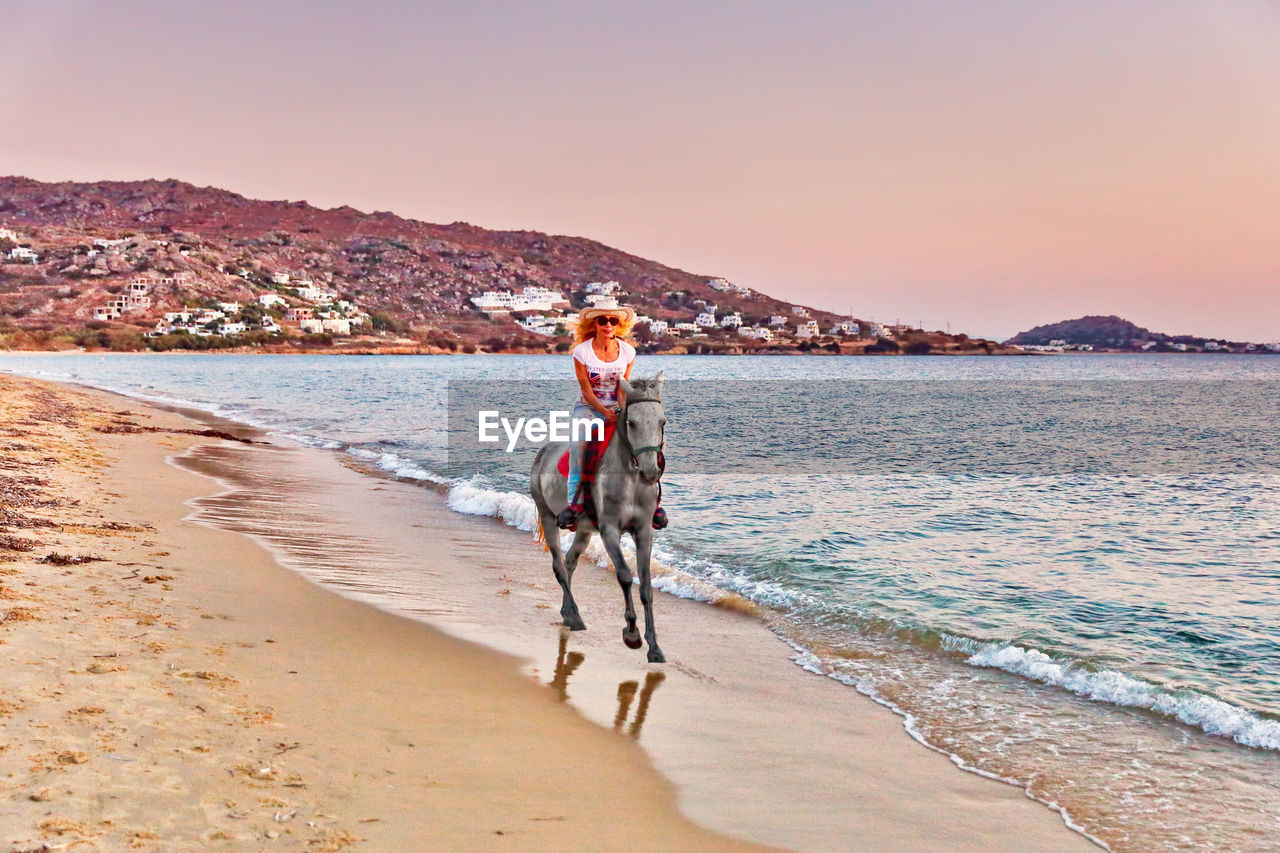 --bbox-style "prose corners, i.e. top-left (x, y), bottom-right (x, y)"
top-left (557, 422), bottom-right (617, 478)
